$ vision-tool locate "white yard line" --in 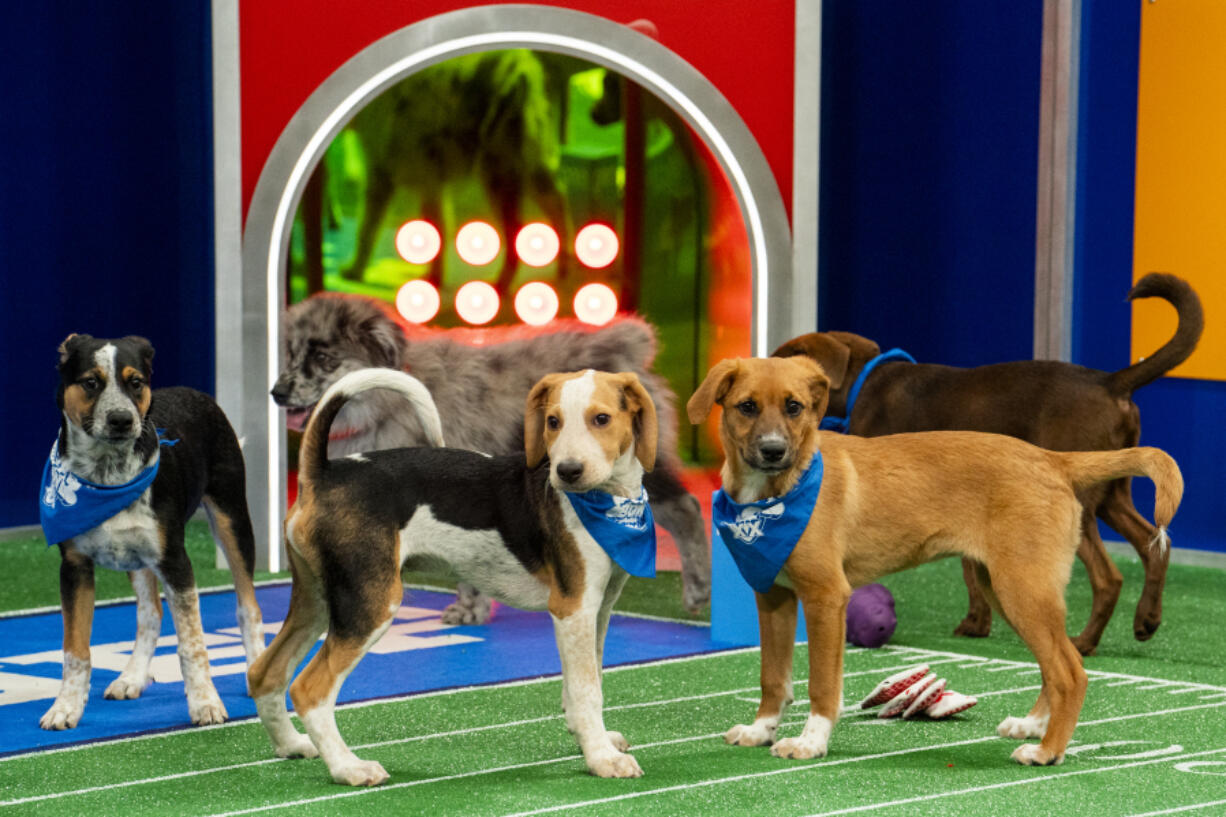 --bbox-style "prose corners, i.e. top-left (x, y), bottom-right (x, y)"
top-left (1126, 799), bottom-right (1226, 817)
